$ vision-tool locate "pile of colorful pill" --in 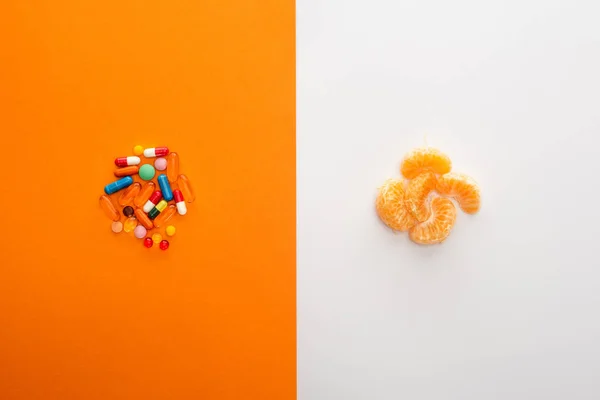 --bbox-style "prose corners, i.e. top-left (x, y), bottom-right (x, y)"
top-left (98, 145), bottom-right (195, 250)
